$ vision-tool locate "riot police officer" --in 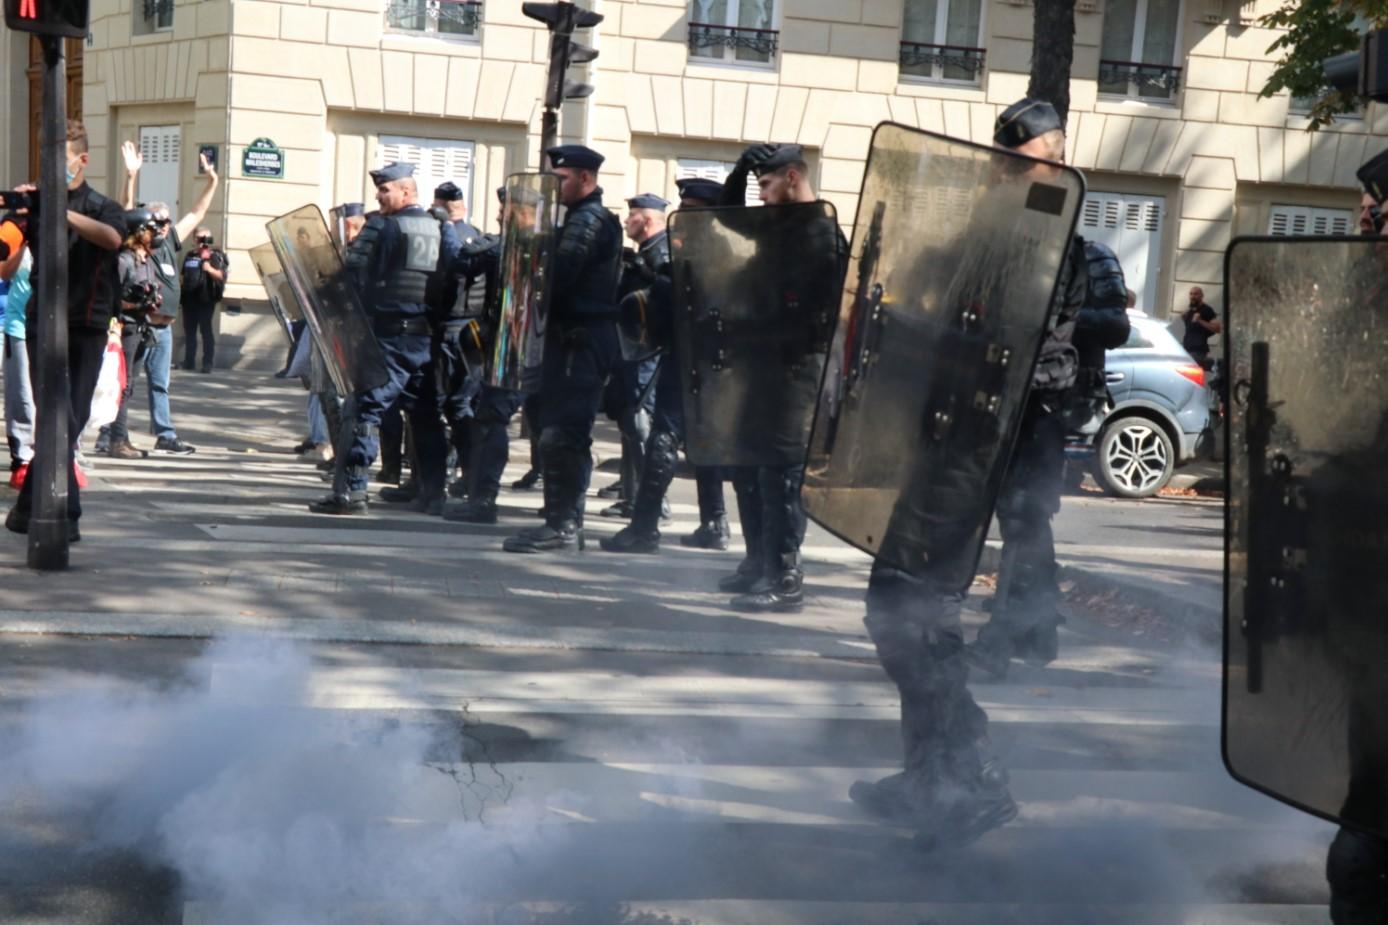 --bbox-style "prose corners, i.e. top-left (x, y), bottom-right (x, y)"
top-left (969, 99), bottom-right (1130, 677)
top-left (716, 143), bottom-right (846, 612)
top-left (502, 145), bottom-right (623, 553)
top-left (310, 162), bottom-right (448, 516)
